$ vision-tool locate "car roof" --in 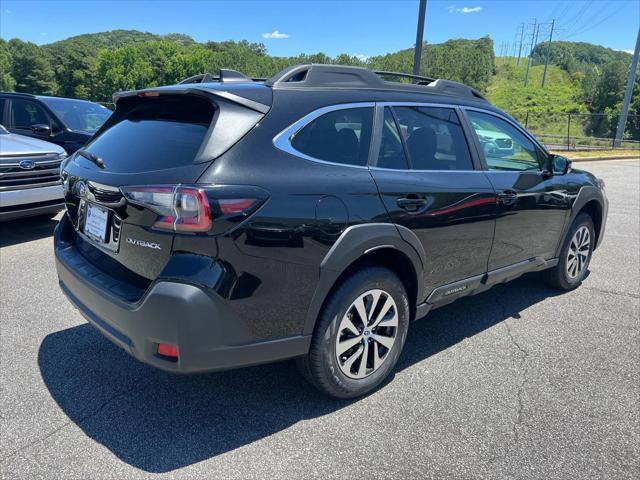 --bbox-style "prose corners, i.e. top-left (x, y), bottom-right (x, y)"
top-left (35, 95), bottom-right (105, 105)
